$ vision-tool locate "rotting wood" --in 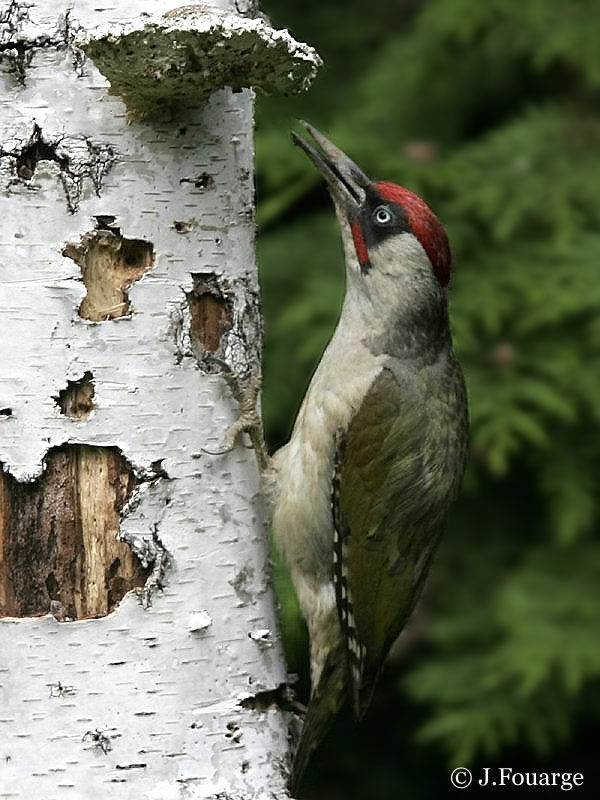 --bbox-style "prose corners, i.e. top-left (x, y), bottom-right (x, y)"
top-left (0, 444), bottom-right (150, 620)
